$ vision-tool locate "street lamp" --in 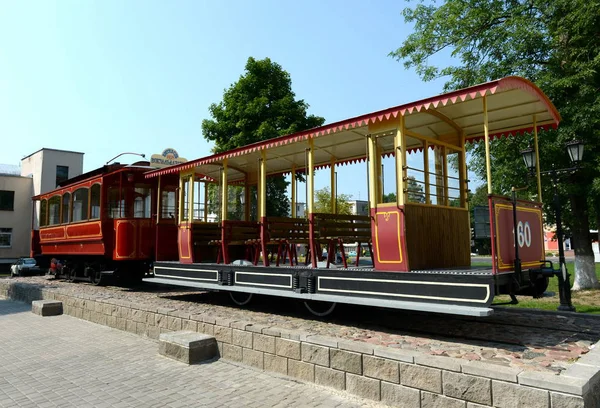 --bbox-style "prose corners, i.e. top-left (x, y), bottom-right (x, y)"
top-left (520, 140), bottom-right (584, 312)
